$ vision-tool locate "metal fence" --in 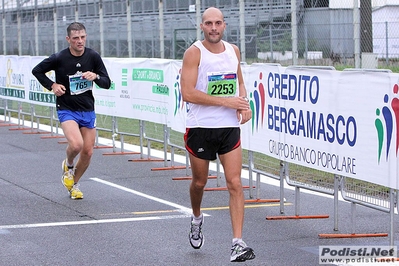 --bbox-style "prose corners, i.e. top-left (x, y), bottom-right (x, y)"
top-left (1, 0), bottom-right (399, 68)
top-left (1, 97), bottom-right (397, 245)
